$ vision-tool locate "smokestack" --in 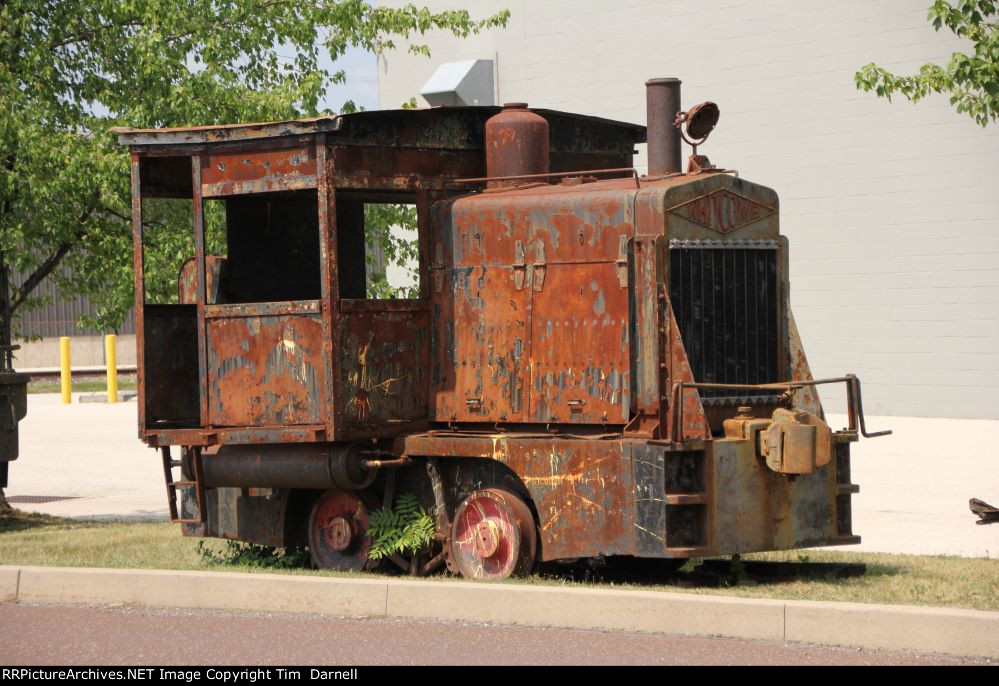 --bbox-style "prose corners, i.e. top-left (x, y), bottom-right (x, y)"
top-left (645, 78), bottom-right (682, 176)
